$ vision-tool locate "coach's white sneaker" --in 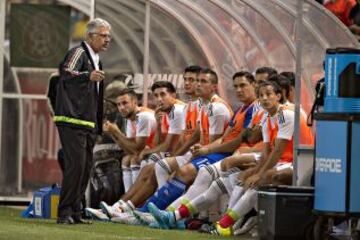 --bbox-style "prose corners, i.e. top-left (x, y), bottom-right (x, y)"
top-left (84, 207), bottom-right (109, 221)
